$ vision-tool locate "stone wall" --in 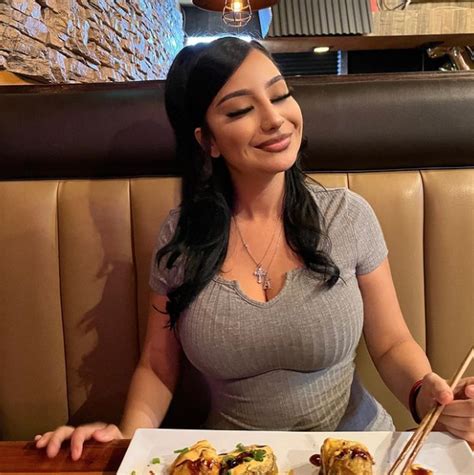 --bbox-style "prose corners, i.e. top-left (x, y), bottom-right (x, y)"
top-left (0, 0), bottom-right (185, 83)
